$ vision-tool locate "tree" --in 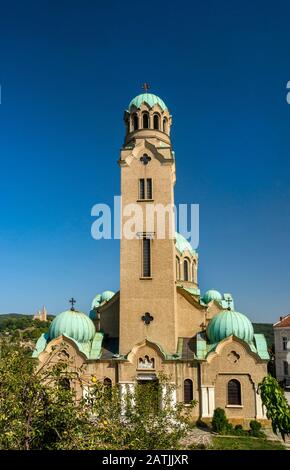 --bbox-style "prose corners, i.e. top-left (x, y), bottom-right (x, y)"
top-left (258, 374), bottom-right (290, 440)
